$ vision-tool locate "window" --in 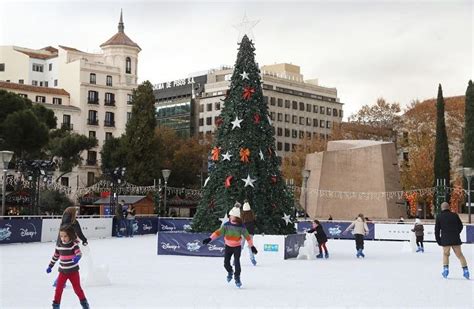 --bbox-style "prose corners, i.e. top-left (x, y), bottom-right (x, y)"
top-left (277, 128), bottom-right (283, 136)
top-left (88, 91), bottom-right (99, 104)
top-left (105, 93), bottom-right (115, 105)
top-left (284, 114), bottom-right (290, 123)
top-left (313, 119), bottom-right (318, 127)
top-left (90, 73), bottom-right (96, 84)
top-left (313, 105), bottom-right (318, 113)
top-left (333, 109), bottom-right (338, 117)
top-left (0, 63), bottom-right (4, 71)
top-left (320, 120), bottom-right (325, 127)
top-left (106, 75), bottom-right (112, 86)
top-left (88, 110), bottom-right (98, 125)
top-left (299, 102), bottom-right (305, 111)
top-left (60, 177), bottom-right (69, 187)
top-left (32, 63), bottom-right (43, 72)
top-left (292, 101), bottom-right (298, 109)
top-left (199, 104), bottom-right (204, 113)
top-left (277, 113), bottom-right (283, 122)
top-left (277, 98), bottom-right (283, 107)
top-left (270, 97), bottom-right (276, 106)
top-left (215, 102), bottom-right (221, 110)
top-left (285, 128), bottom-right (290, 137)
top-left (44, 81), bottom-right (48, 87)
top-left (105, 112), bottom-right (115, 127)
top-left (106, 132), bottom-right (113, 141)
top-left (292, 115), bottom-right (297, 124)
top-left (299, 117), bottom-right (304, 125)
top-left (18, 93), bottom-right (27, 98)
top-left (87, 152), bottom-right (97, 166)
top-left (327, 107), bottom-right (331, 116)
top-left (87, 172), bottom-right (95, 186)
top-left (206, 117), bottom-right (212, 125)
top-left (54, 79), bottom-right (58, 87)
top-left (199, 118), bottom-right (204, 126)
top-left (320, 106), bottom-right (325, 114)
top-left (284, 143), bottom-right (290, 152)
top-left (277, 142), bottom-right (282, 151)
top-left (326, 121), bottom-right (331, 128)
top-left (35, 96), bottom-right (46, 103)
top-left (299, 131), bottom-right (304, 139)
top-left (127, 112), bottom-right (132, 123)
top-left (306, 118), bottom-right (311, 126)
top-left (61, 115), bottom-right (72, 130)
top-left (126, 57), bottom-right (131, 74)
top-left (306, 132), bottom-right (311, 139)
top-left (18, 79), bottom-right (24, 84)
top-left (39, 81), bottom-right (43, 87)
top-left (207, 103), bottom-right (213, 112)
top-left (339, 110), bottom-right (343, 118)
top-left (89, 131), bottom-right (96, 138)
top-left (32, 80), bottom-right (38, 86)
top-left (270, 112), bottom-right (275, 120)
top-left (292, 129), bottom-right (297, 138)
top-left (49, 63), bottom-right (53, 71)
top-left (306, 104), bottom-right (311, 112)
top-left (53, 97), bottom-right (62, 105)
top-left (285, 100), bottom-right (290, 109)
top-left (127, 94), bottom-right (133, 104)
top-left (263, 96), bottom-right (268, 105)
